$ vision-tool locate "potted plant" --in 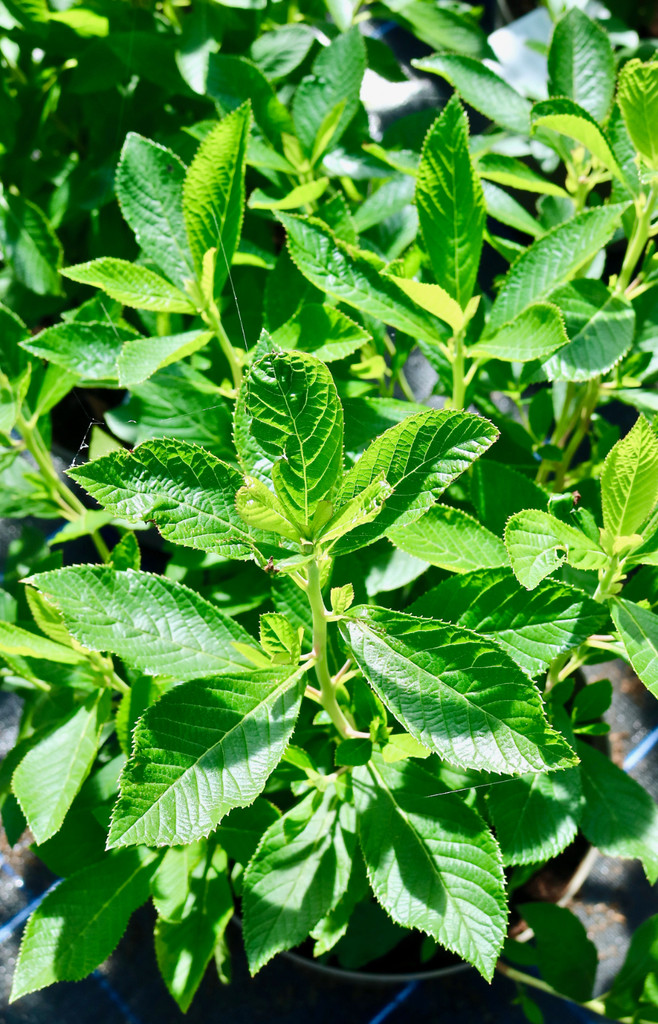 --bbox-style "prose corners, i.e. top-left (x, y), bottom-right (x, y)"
top-left (2, 3), bottom-right (658, 1021)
